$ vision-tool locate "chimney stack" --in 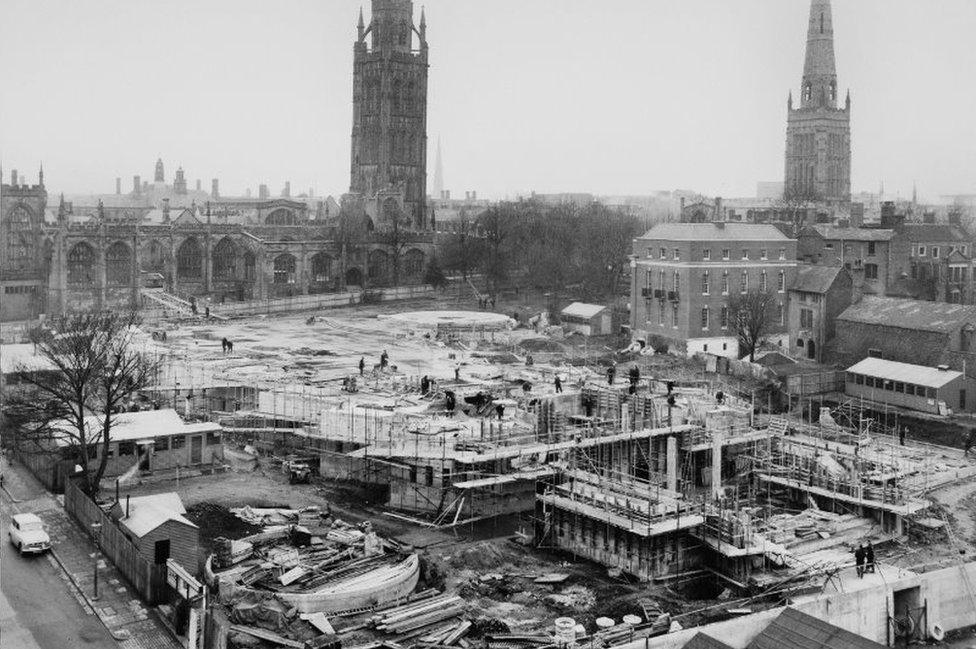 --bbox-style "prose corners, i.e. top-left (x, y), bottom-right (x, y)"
top-left (211, 178), bottom-right (219, 199)
top-left (116, 177), bottom-right (121, 195)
